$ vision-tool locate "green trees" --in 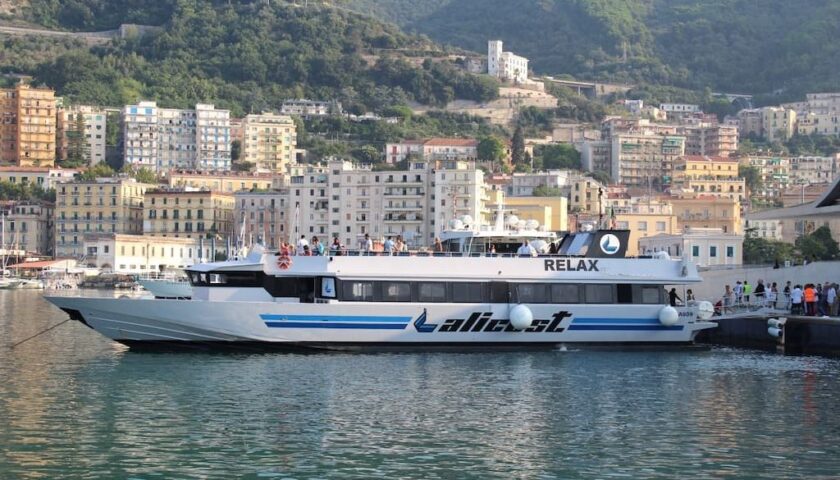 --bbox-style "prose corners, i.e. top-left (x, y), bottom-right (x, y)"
top-left (63, 113), bottom-right (89, 168)
top-left (796, 226), bottom-right (840, 261)
top-left (743, 228), bottom-right (793, 265)
top-left (534, 144), bottom-right (581, 170)
top-left (477, 136), bottom-right (506, 163)
top-left (79, 163), bottom-right (115, 180)
top-left (532, 186), bottom-right (565, 197)
top-left (511, 126), bottom-right (525, 166)
top-left (738, 165), bottom-right (762, 195)
top-left (0, 181), bottom-right (55, 203)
